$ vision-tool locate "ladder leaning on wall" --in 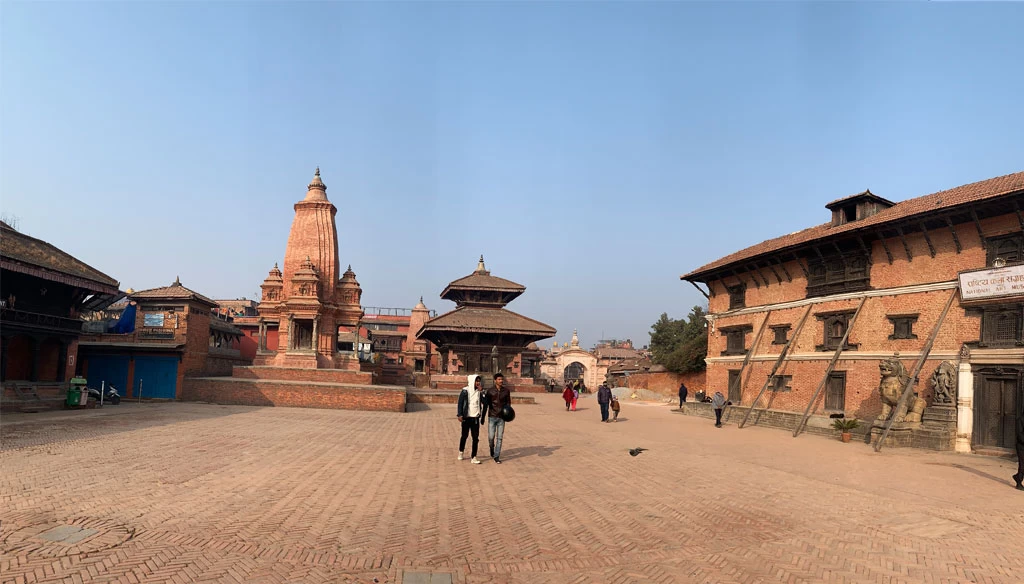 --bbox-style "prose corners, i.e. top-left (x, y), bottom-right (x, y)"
top-left (739, 304), bottom-right (813, 429)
